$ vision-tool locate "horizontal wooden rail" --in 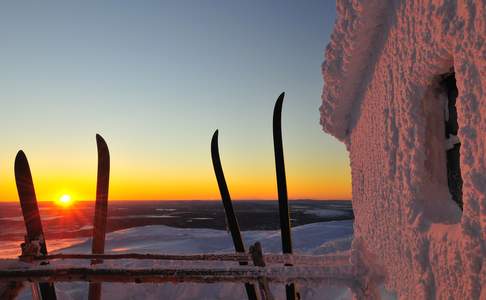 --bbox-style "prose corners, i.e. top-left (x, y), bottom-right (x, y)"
top-left (0, 265), bottom-right (355, 285)
top-left (29, 253), bottom-right (251, 262)
top-left (26, 251), bottom-right (352, 267)
top-left (265, 252), bottom-right (351, 266)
